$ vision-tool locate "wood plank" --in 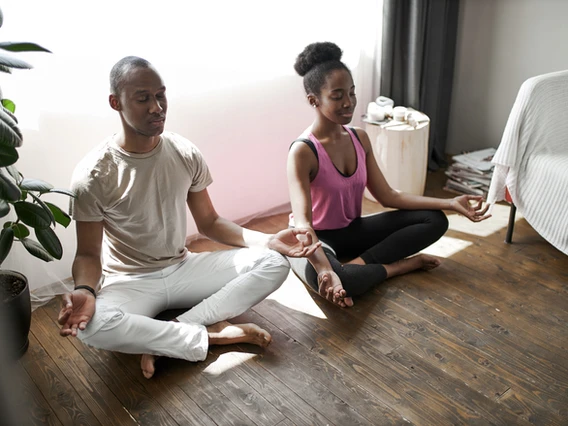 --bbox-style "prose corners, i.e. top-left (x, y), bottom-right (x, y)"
top-left (431, 259), bottom-right (567, 357)
top-left (385, 347), bottom-right (533, 426)
top-left (371, 282), bottom-right (567, 425)
top-left (198, 347), bottom-right (287, 426)
top-left (176, 365), bottom-right (263, 426)
top-left (112, 352), bottom-right (218, 426)
top-left (275, 418), bottom-right (298, 426)
top-left (114, 347), bottom-right (286, 426)
top-left (32, 307), bottom-right (138, 426)
top-left (218, 350), bottom-right (338, 426)
top-left (394, 271), bottom-right (568, 383)
top-left (250, 301), bottom-right (471, 425)
top-left (446, 233), bottom-right (568, 323)
top-left (16, 365), bottom-right (63, 426)
top-left (236, 309), bottom-right (394, 426)
top-left (252, 296), bottom-right (534, 426)
top-left (445, 226), bottom-right (568, 296)
top-left (21, 332), bottom-right (101, 426)
top-left (278, 275), bottom-right (511, 402)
